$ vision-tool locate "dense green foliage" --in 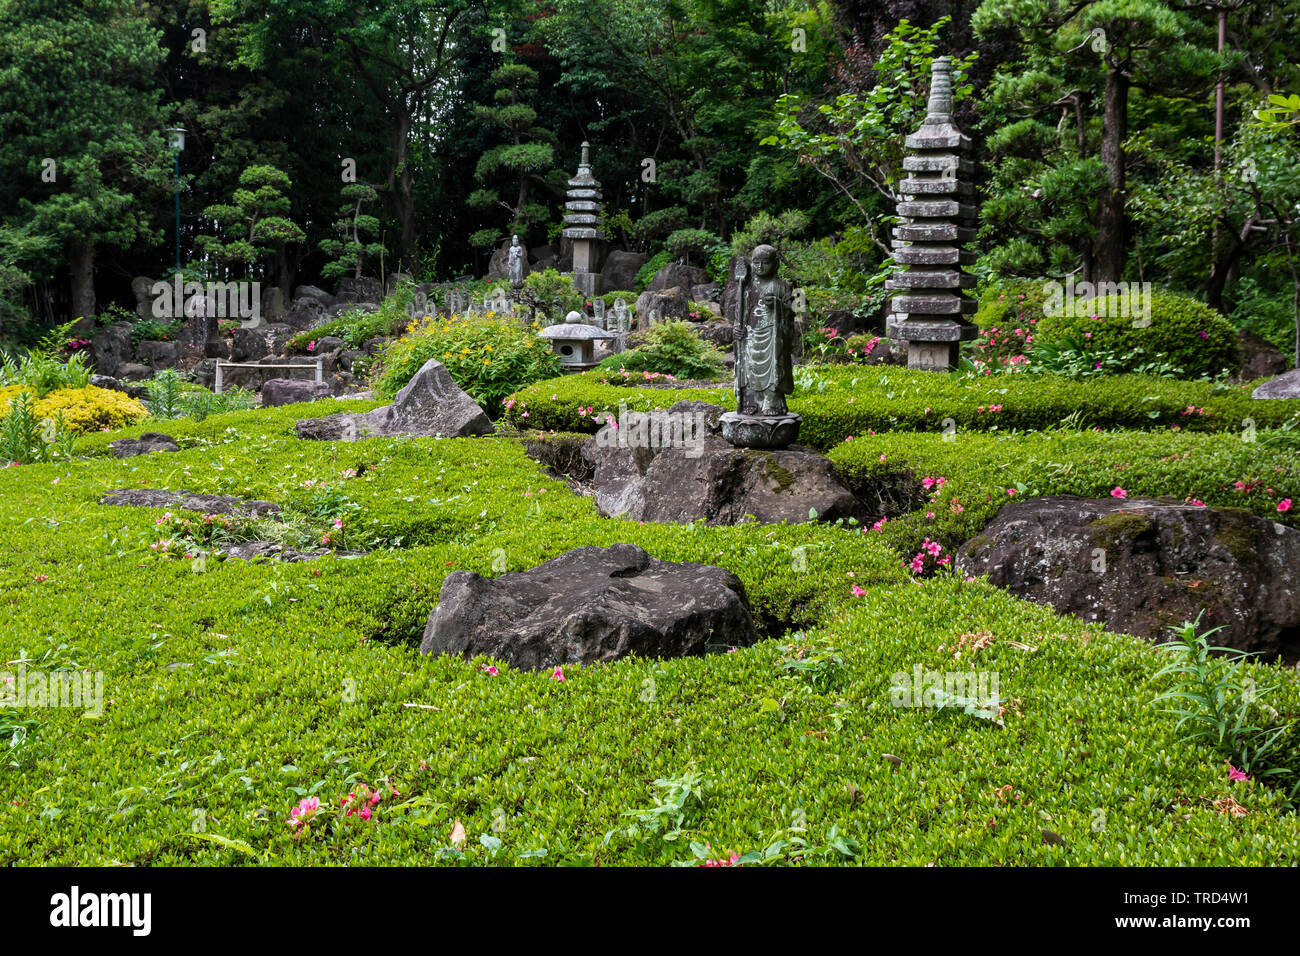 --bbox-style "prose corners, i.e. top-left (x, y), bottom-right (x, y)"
top-left (505, 364), bottom-right (1297, 445)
